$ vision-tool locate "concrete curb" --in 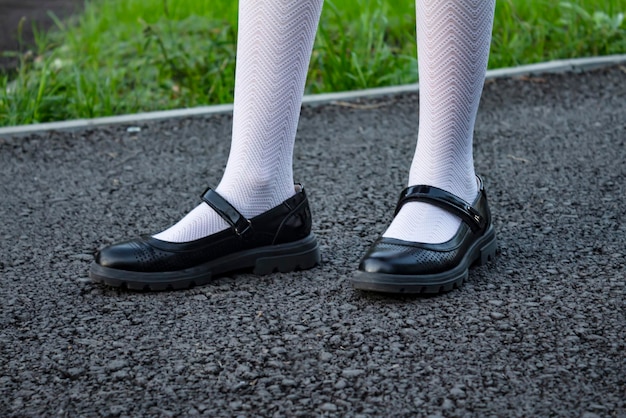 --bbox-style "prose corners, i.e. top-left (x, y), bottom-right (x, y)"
top-left (1, 54), bottom-right (625, 137)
